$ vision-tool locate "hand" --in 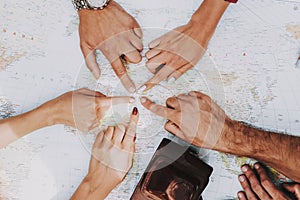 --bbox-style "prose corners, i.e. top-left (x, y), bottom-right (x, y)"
top-left (78, 1), bottom-right (143, 93)
top-left (140, 91), bottom-right (228, 149)
top-left (71, 107), bottom-right (139, 200)
top-left (238, 163), bottom-right (299, 200)
top-left (142, 0), bottom-right (230, 91)
top-left (50, 88), bottom-right (134, 132)
top-left (142, 21), bottom-right (207, 91)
